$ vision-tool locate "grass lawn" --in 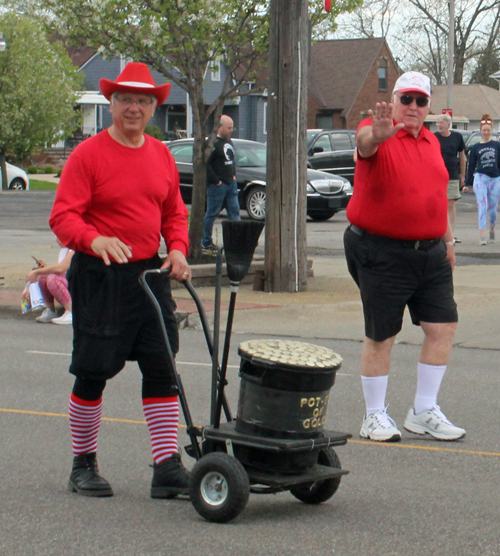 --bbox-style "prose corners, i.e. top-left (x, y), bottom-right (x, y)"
top-left (29, 180), bottom-right (58, 190)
